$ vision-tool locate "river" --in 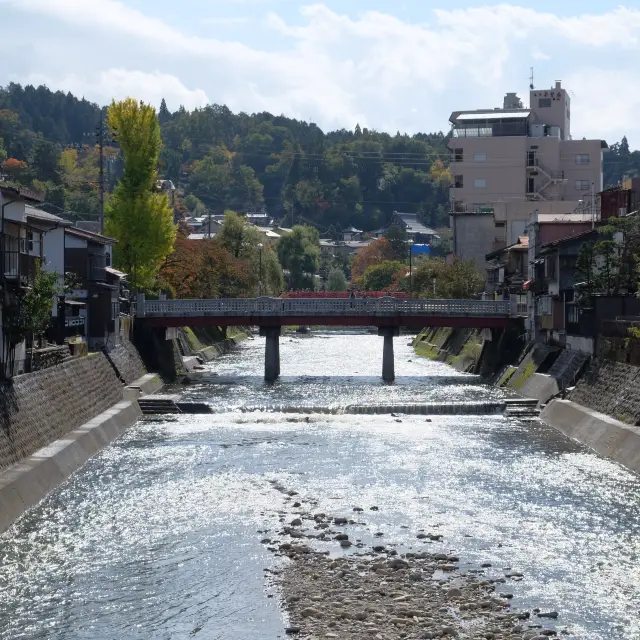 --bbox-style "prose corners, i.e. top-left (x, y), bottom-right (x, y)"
top-left (0, 332), bottom-right (639, 640)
